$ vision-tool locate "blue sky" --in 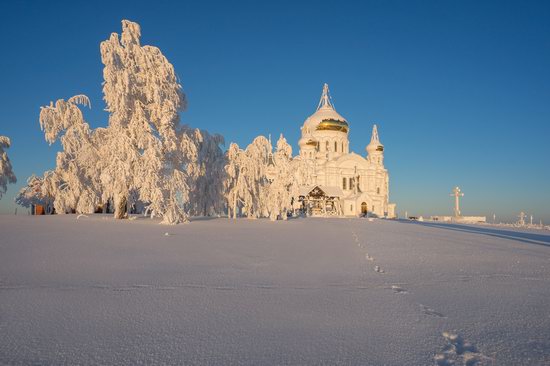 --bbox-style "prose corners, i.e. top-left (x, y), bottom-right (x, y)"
top-left (0, 0), bottom-right (549, 222)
